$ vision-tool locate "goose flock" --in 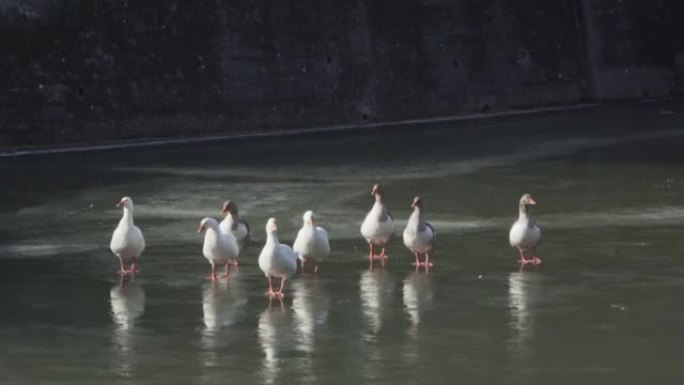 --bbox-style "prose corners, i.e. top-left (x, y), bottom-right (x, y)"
top-left (110, 185), bottom-right (542, 298)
